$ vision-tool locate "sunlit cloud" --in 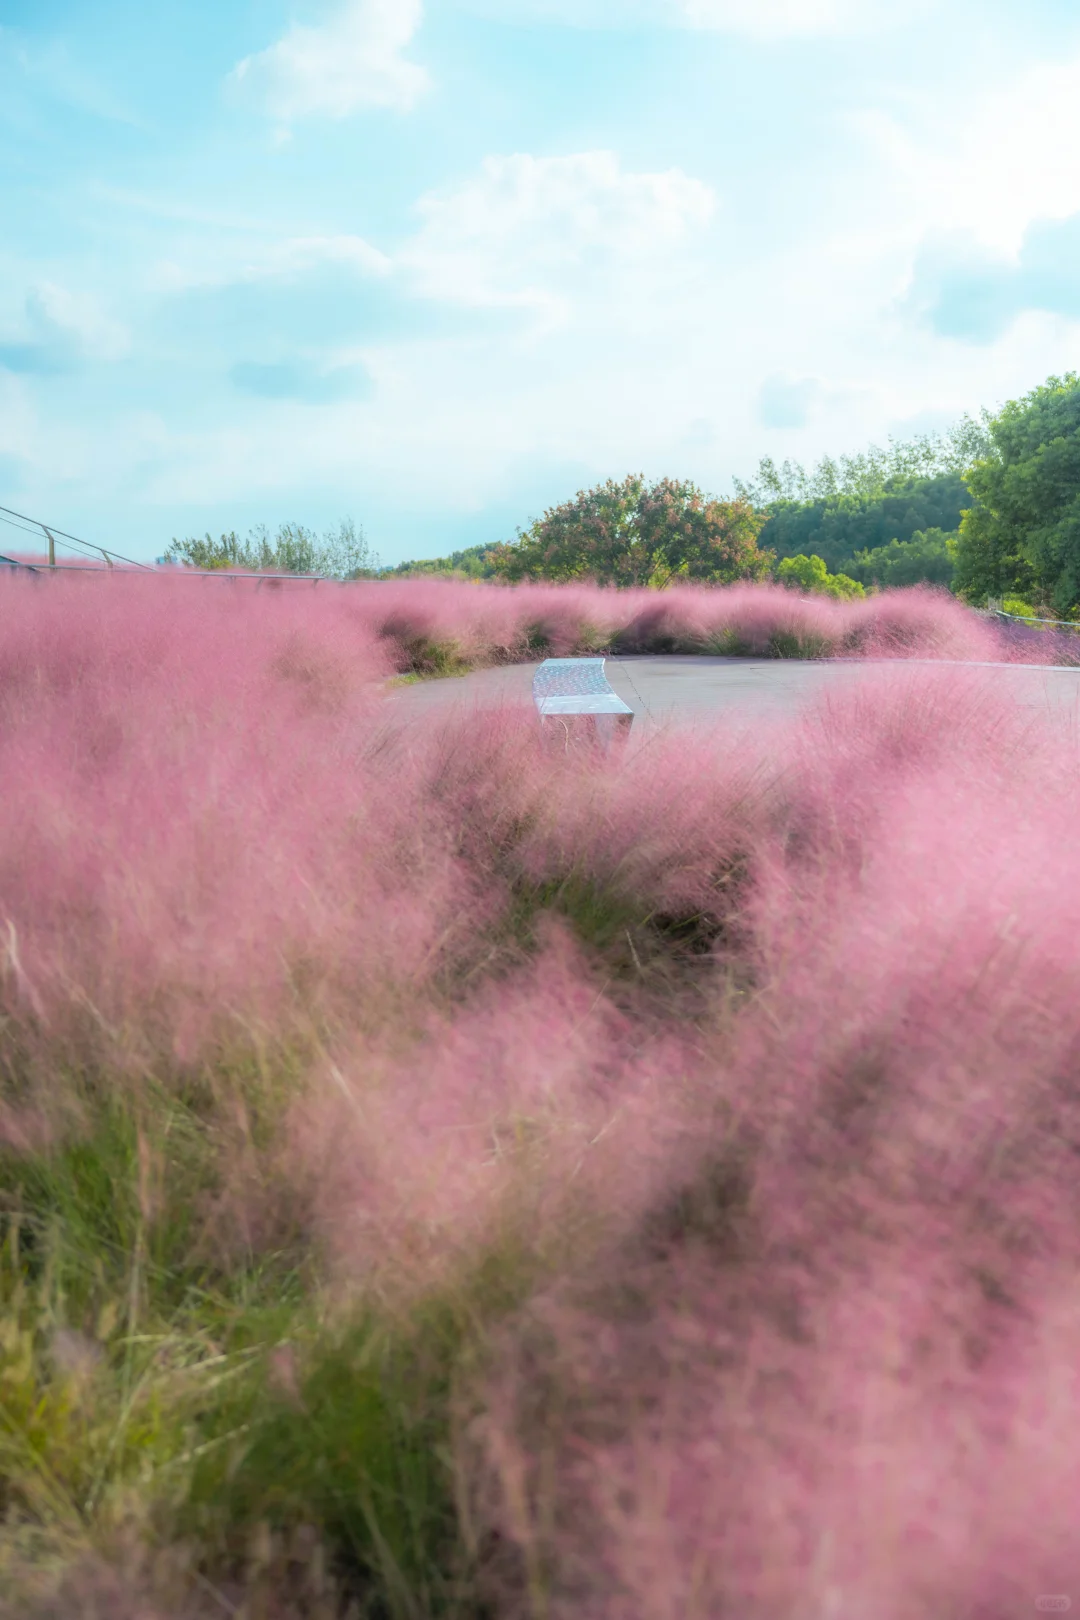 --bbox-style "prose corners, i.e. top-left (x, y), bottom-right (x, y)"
top-left (230, 0), bottom-right (429, 121)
